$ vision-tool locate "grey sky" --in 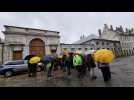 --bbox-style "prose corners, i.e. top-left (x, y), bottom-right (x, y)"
top-left (0, 12), bottom-right (134, 43)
